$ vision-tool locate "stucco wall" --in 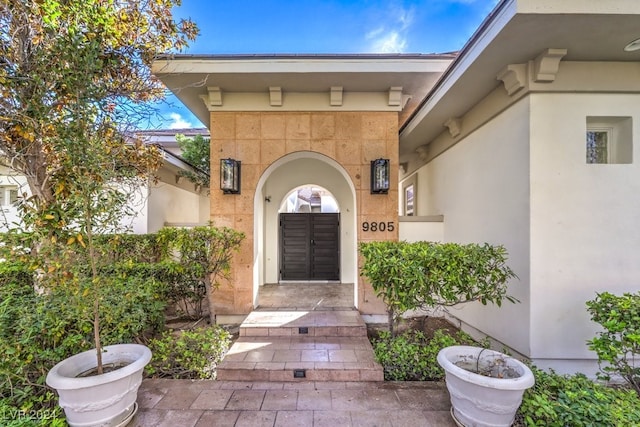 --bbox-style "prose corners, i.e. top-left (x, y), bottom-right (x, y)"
top-left (146, 182), bottom-right (205, 233)
top-left (209, 111), bottom-right (399, 317)
top-left (529, 92), bottom-right (640, 373)
top-left (405, 98), bottom-right (532, 355)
